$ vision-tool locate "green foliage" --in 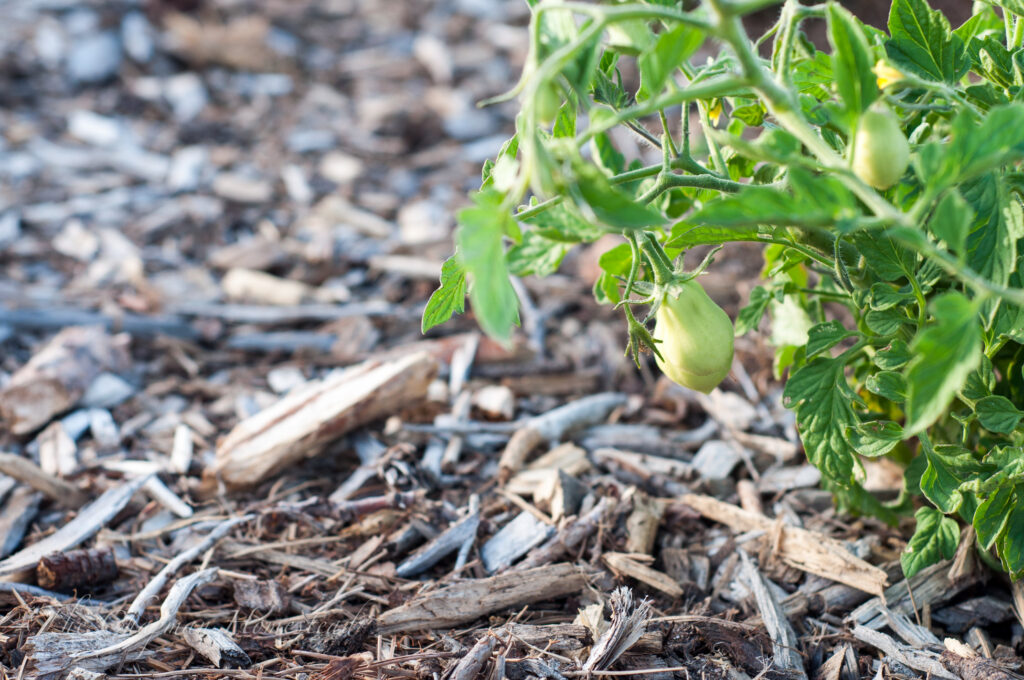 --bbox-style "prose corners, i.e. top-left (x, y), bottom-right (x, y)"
top-left (425, 0), bottom-right (1024, 579)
